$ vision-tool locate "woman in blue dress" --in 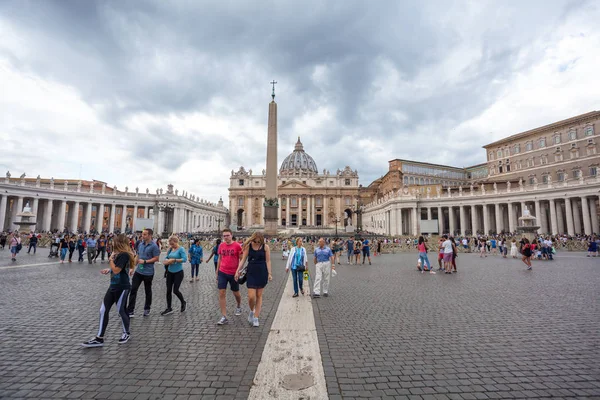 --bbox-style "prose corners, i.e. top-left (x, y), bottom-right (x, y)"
top-left (235, 232), bottom-right (272, 327)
